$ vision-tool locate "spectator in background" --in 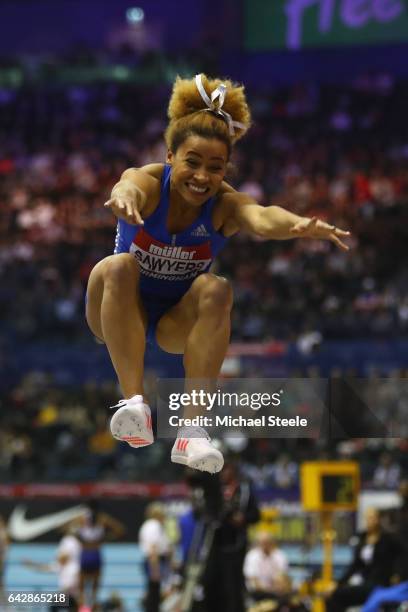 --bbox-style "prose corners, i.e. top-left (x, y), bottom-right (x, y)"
top-left (244, 531), bottom-right (290, 601)
top-left (325, 507), bottom-right (398, 612)
top-left (138, 502), bottom-right (172, 612)
top-left (362, 481), bottom-right (408, 611)
top-left (372, 451), bottom-right (401, 489)
top-left (242, 455), bottom-right (275, 488)
top-left (23, 524), bottom-right (81, 611)
top-left (273, 453), bottom-right (299, 489)
top-left (202, 460), bottom-right (260, 612)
